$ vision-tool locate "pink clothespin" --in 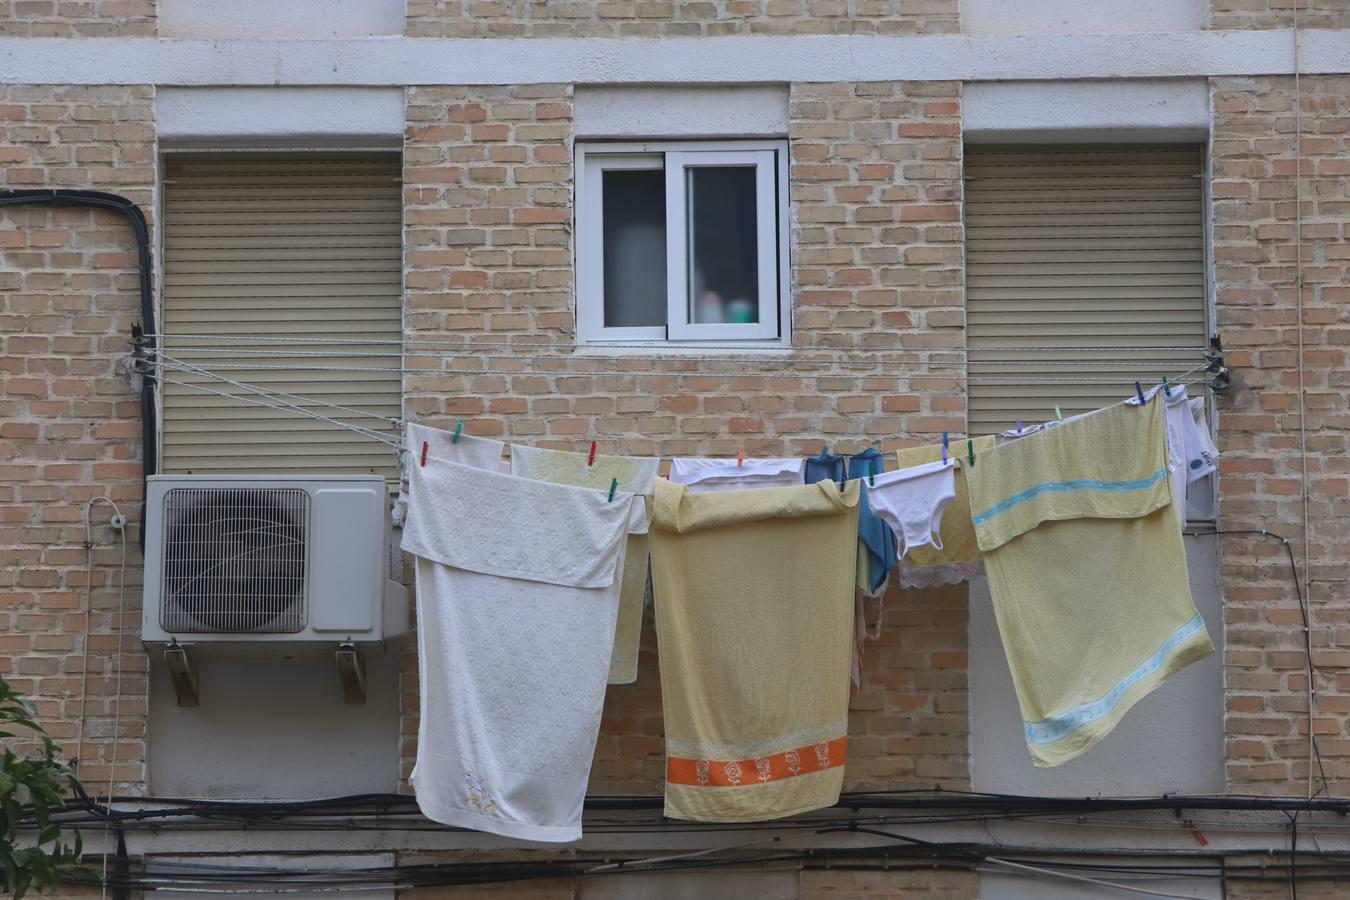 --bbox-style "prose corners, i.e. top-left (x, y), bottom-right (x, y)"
top-left (420, 441), bottom-right (428, 467)
top-left (737, 448), bottom-right (744, 467)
